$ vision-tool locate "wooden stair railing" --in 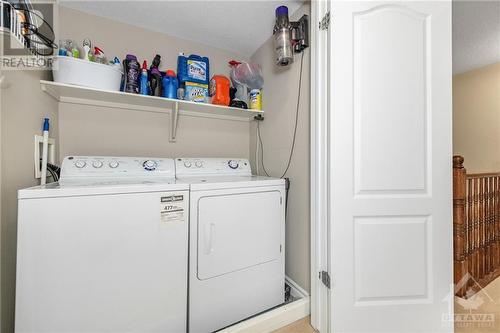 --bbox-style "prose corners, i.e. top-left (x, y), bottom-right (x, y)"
top-left (453, 155), bottom-right (500, 297)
